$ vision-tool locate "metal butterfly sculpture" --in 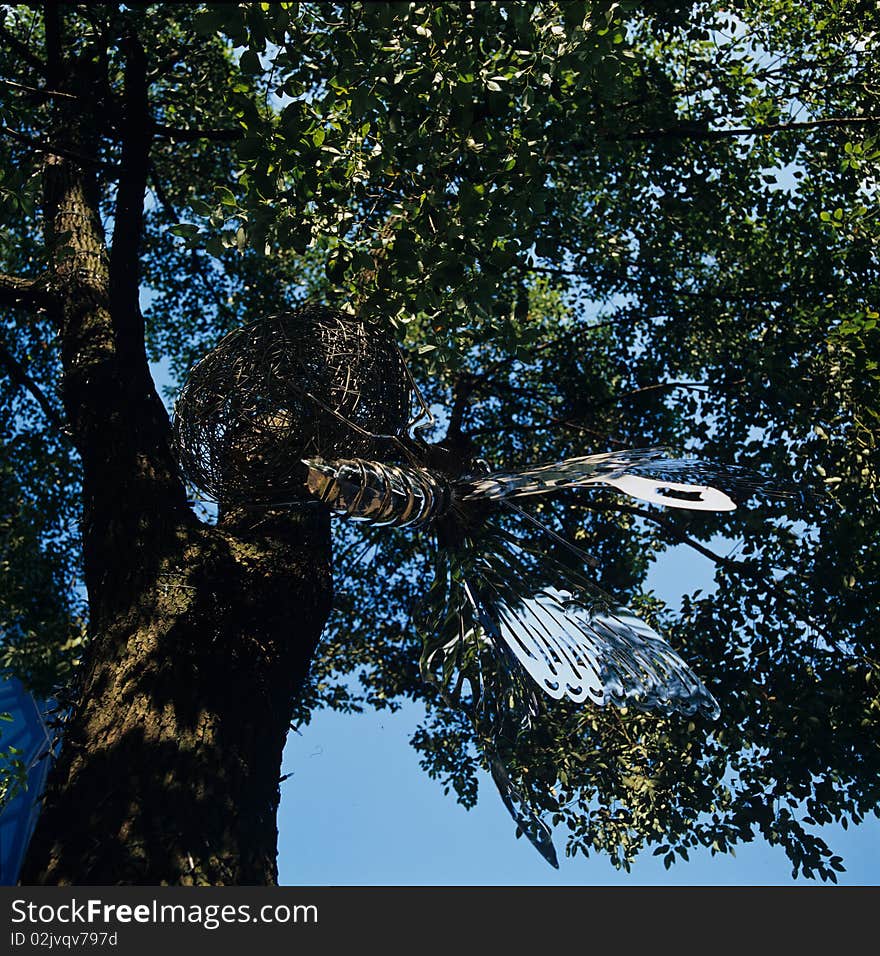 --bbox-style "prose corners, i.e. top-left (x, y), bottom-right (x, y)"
top-left (172, 305), bottom-right (791, 867)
